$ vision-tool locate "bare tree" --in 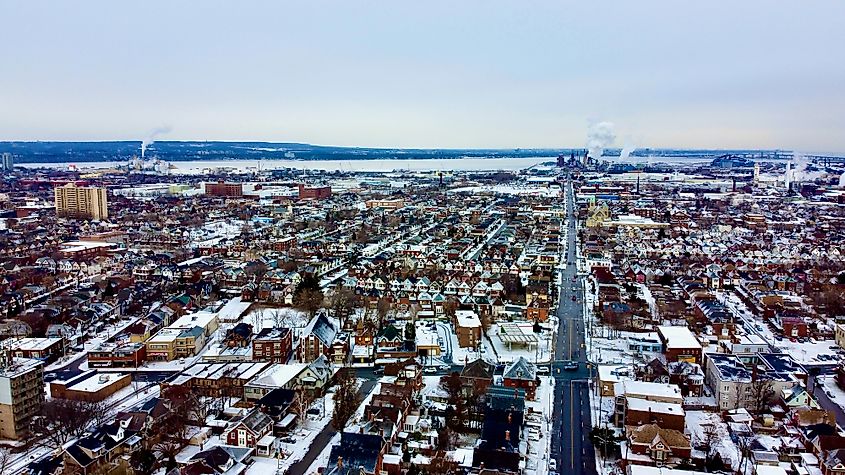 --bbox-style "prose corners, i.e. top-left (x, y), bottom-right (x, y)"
top-left (376, 297), bottom-right (391, 325)
top-left (0, 448), bottom-right (10, 475)
top-left (251, 308), bottom-right (265, 332)
top-left (295, 288), bottom-right (324, 318)
top-left (328, 287), bottom-right (357, 329)
top-left (698, 422), bottom-right (720, 467)
top-left (271, 308), bottom-right (286, 328)
top-left (35, 398), bottom-right (98, 448)
top-left (290, 390), bottom-right (313, 422)
top-left (749, 378), bottom-right (776, 414)
top-left (332, 370), bottom-right (361, 430)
